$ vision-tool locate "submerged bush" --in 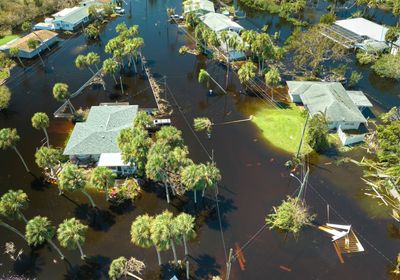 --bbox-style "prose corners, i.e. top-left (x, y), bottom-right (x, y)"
top-left (372, 54), bottom-right (400, 80)
top-left (356, 52), bottom-right (377, 65)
